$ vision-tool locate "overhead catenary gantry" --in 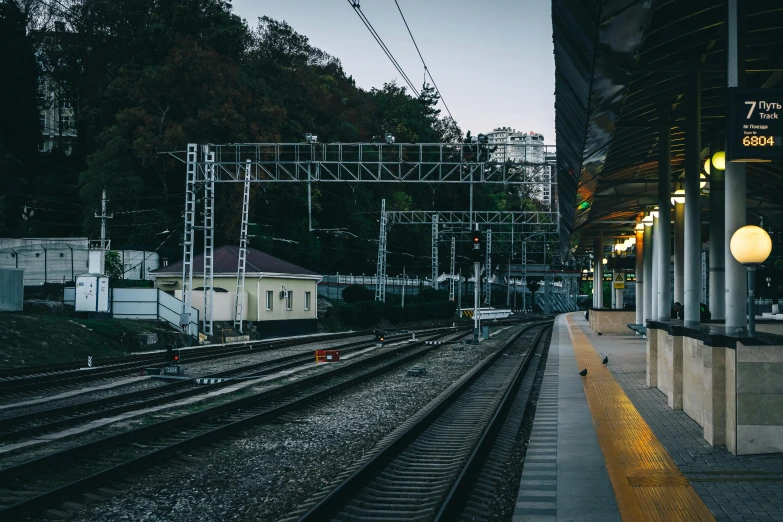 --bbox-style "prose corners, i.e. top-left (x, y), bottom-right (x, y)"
top-left (171, 142), bottom-right (557, 333)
